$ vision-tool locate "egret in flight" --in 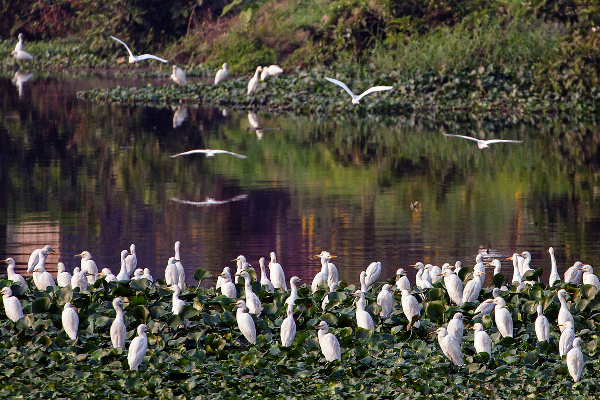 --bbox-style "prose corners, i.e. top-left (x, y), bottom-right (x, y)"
top-left (324, 77), bottom-right (392, 104)
top-left (110, 36), bottom-right (168, 63)
top-left (170, 149), bottom-right (247, 159)
top-left (442, 133), bottom-right (523, 149)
